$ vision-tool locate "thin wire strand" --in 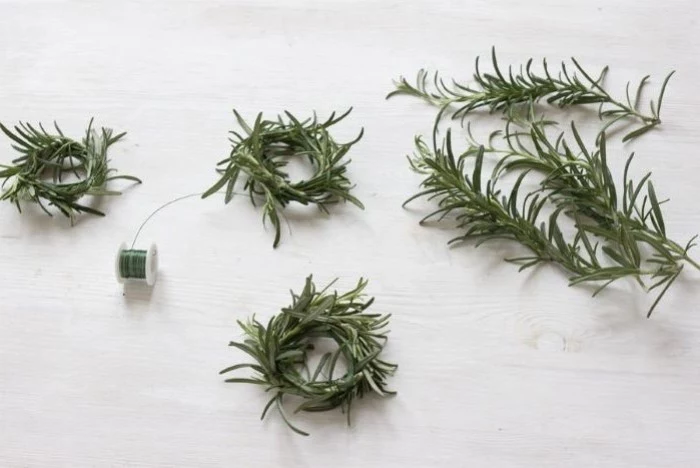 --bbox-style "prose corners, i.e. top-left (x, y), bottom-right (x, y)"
top-left (130, 191), bottom-right (292, 248)
top-left (131, 193), bottom-right (202, 248)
